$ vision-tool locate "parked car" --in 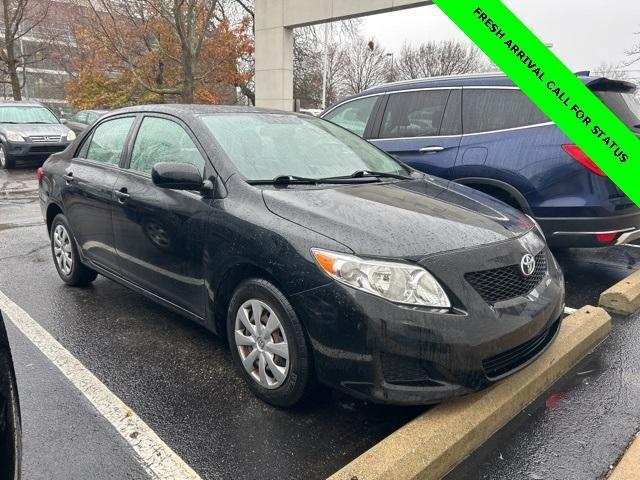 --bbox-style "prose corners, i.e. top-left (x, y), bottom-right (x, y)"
top-left (39, 105), bottom-right (565, 407)
top-left (322, 72), bottom-right (640, 248)
top-left (63, 110), bottom-right (108, 134)
top-left (0, 311), bottom-right (21, 480)
top-left (0, 101), bottom-right (75, 170)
